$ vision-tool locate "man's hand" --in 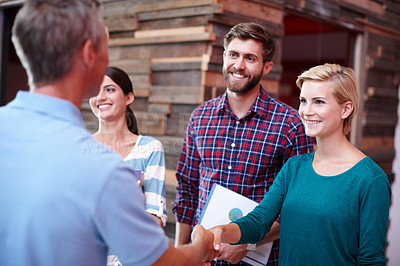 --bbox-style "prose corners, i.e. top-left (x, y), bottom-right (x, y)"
top-left (191, 225), bottom-right (218, 264)
top-left (207, 223), bottom-right (246, 263)
top-left (216, 243), bottom-right (248, 264)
